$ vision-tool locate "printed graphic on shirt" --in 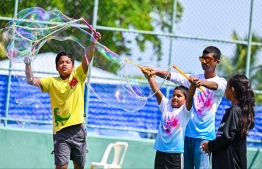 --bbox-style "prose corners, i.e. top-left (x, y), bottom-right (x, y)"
top-left (69, 77), bottom-right (78, 89)
top-left (162, 114), bottom-right (179, 134)
top-left (194, 89), bottom-right (214, 115)
top-left (218, 122), bottom-right (225, 130)
top-left (216, 122), bottom-right (225, 138)
top-left (54, 107), bottom-right (71, 126)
